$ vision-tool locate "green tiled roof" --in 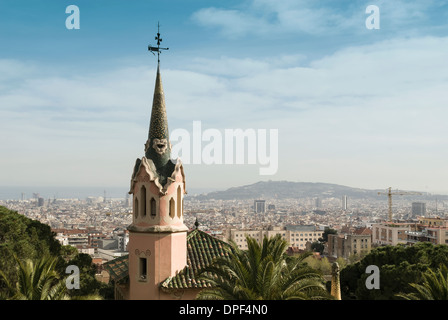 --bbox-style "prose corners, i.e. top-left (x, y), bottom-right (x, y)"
top-left (104, 229), bottom-right (230, 290)
top-left (161, 229), bottom-right (230, 290)
top-left (103, 254), bottom-right (129, 282)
